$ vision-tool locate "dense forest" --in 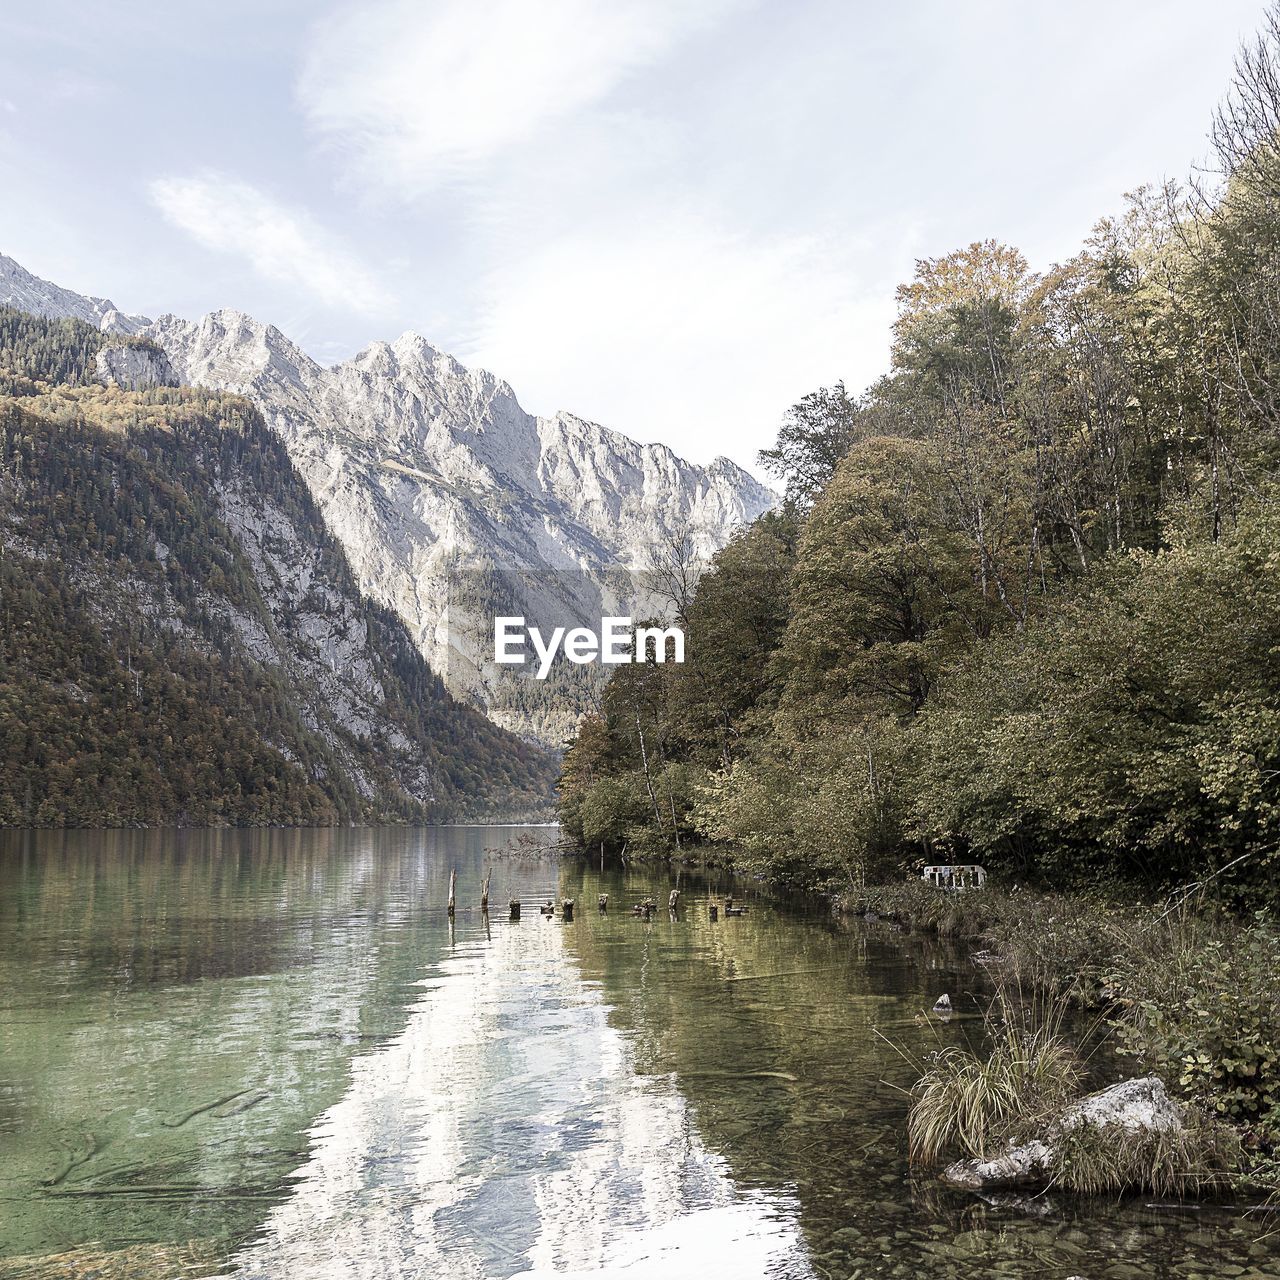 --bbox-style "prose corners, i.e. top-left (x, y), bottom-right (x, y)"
top-left (0, 308), bottom-right (556, 826)
top-left (559, 18), bottom-right (1280, 905)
